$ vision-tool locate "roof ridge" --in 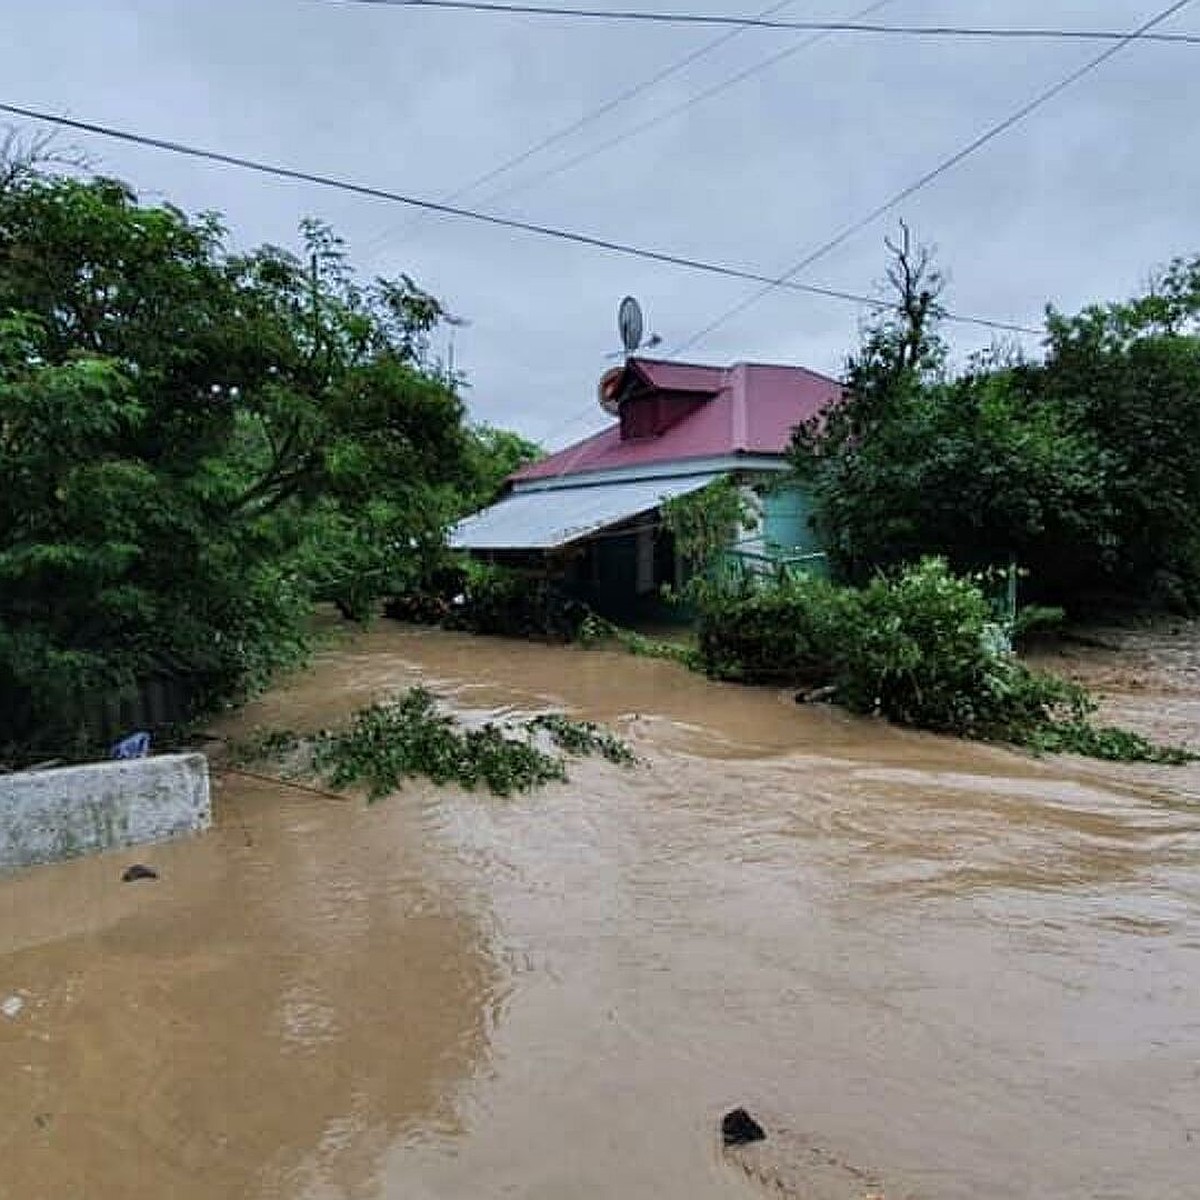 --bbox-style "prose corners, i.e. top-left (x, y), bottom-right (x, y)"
top-left (633, 355), bottom-right (844, 388)
top-left (730, 360), bottom-right (844, 384)
top-left (629, 354), bottom-right (725, 372)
